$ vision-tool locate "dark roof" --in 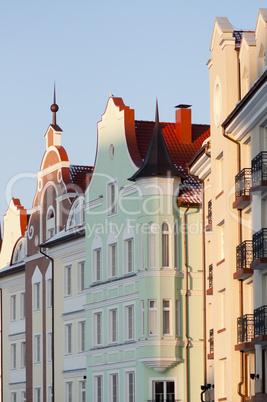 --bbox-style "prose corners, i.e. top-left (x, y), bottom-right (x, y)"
top-left (129, 104), bottom-right (185, 181)
top-left (40, 225), bottom-right (85, 248)
top-left (233, 30), bottom-right (254, 48)
top-left (70, 165), bottom-right (94, 193)
top-left (50, 124), bottom-right (62, 132)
